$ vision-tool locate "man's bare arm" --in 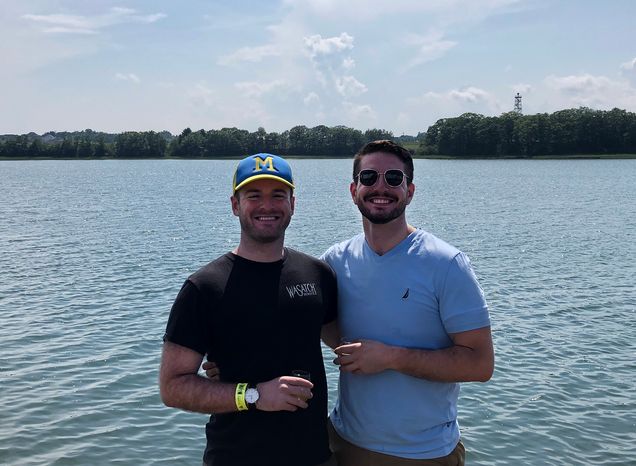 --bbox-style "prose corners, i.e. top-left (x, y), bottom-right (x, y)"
top-left (334, 326), bottom-right (494, 383)
top-left (159, 341), bottom-right (237, 414)
top-left (160, 341), bottom-right (315, 414)
top-left (320, 320), bottom-right (340, 350)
